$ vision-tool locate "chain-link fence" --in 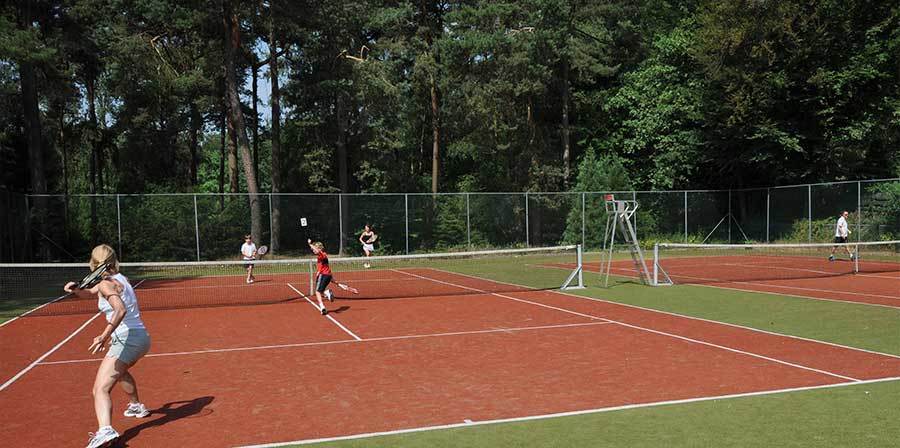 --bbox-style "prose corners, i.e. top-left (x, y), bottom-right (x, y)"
top-left (4, 179), bottom-right (898, 262)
